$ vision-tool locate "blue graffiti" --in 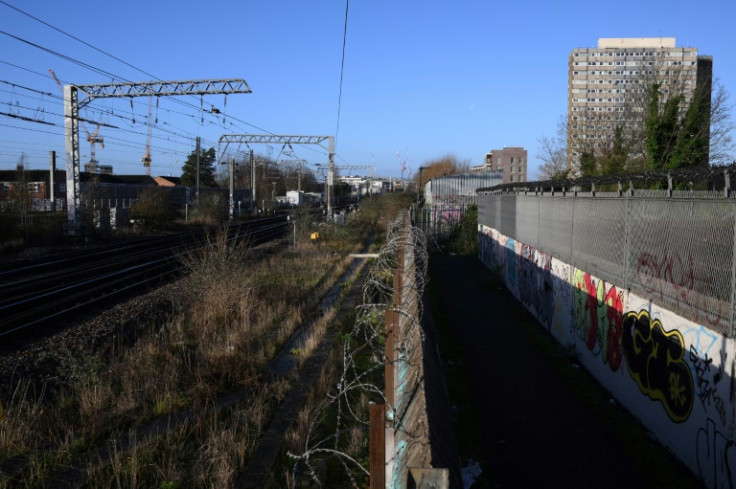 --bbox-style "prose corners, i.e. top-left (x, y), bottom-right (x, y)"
top-left (505, 238), bottom-right (516, 287)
